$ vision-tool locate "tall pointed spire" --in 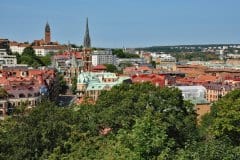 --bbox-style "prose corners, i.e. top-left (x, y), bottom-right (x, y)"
top-left (83, 18), bottom-right (91, 48)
